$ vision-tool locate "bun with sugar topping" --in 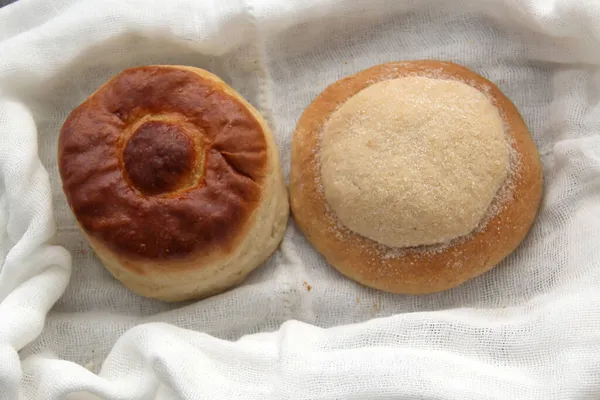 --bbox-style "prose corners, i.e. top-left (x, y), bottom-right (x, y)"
top-left (290, 60), bottom-right (542, 294)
